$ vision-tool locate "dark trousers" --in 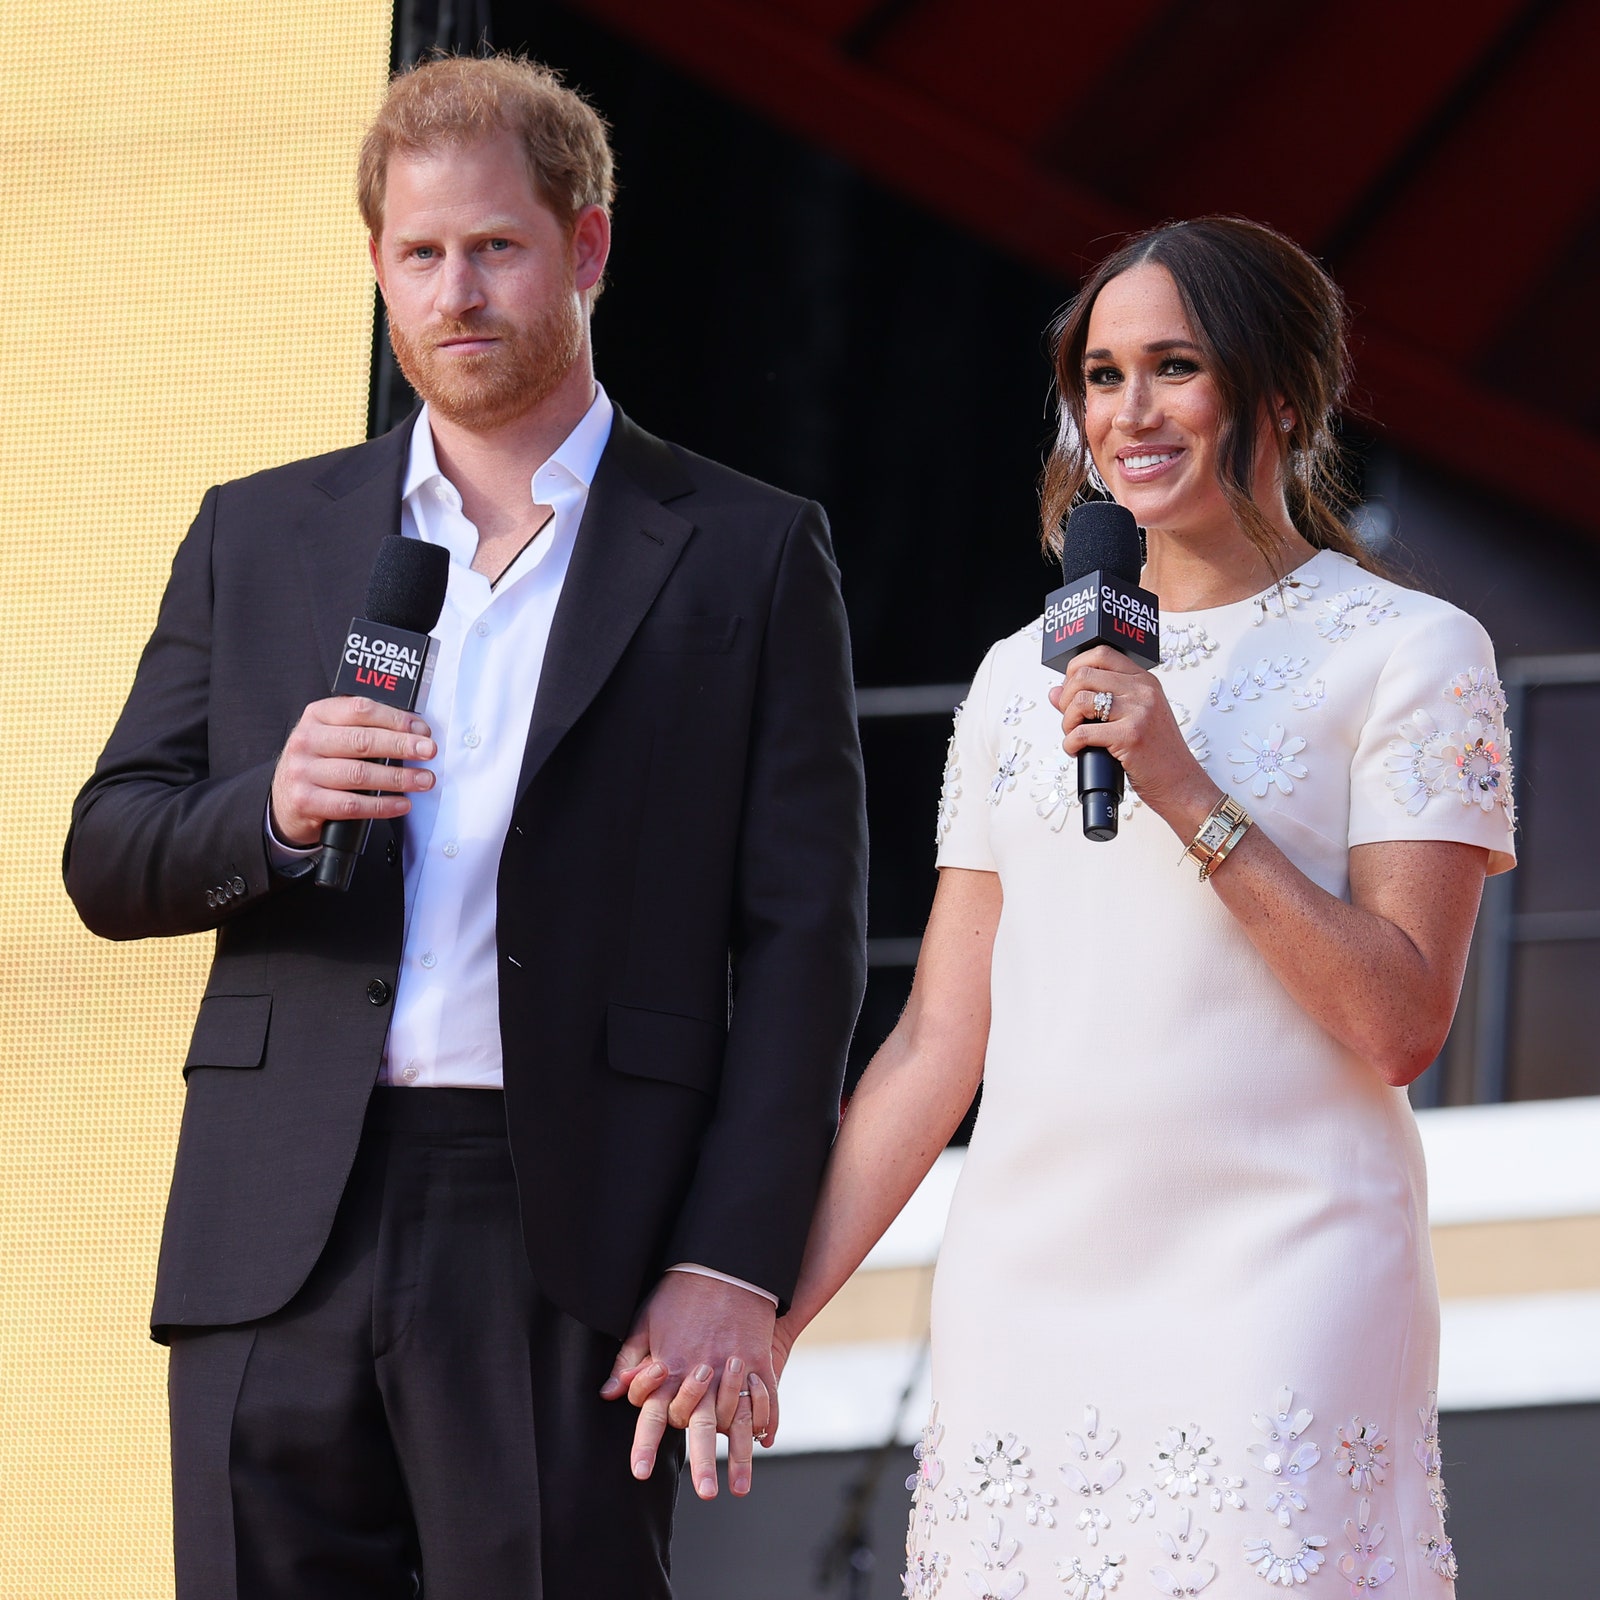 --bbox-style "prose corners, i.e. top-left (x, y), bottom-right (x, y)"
top-left (167, 1088), bottom-right (682, 1599)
